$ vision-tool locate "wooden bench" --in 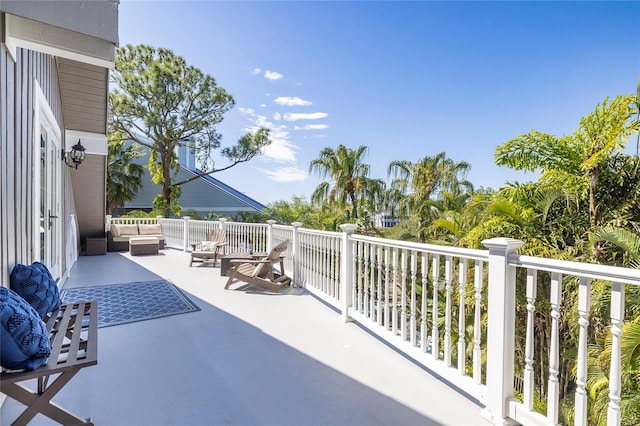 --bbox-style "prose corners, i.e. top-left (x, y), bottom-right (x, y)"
top-left (1, 300), bottom-right (98, 425)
